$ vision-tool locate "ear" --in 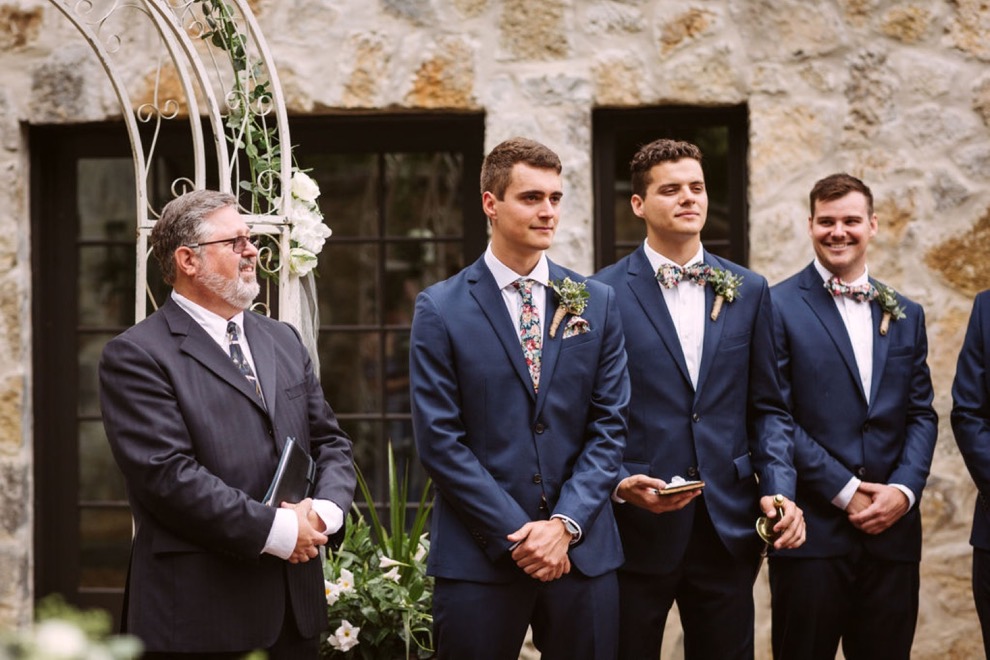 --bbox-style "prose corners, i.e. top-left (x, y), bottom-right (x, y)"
top-left (807, 216), bottom-right (814, 237)
top-left (869, 213), bottom-right (879, 237)
top-left (174, 246), bottom-right (200, 278)
top-left (482, 190), bottom-right (499, 222)
top-left (630, 195), bottom-right (646, 219)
